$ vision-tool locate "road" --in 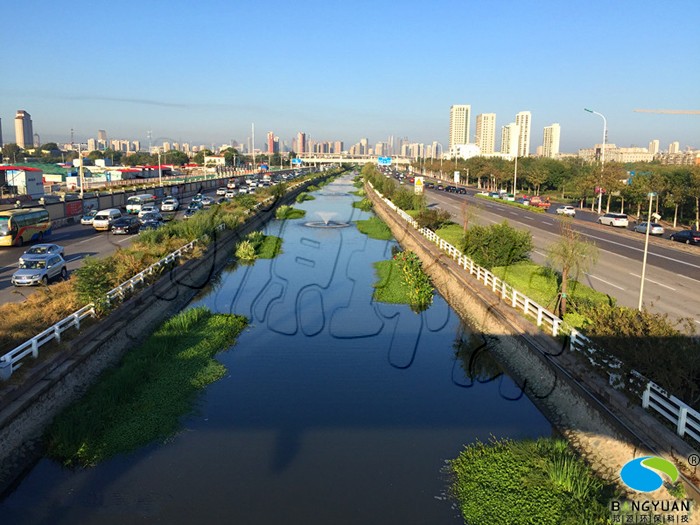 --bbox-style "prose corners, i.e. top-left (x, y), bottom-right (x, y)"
top-left (425, 187), bottom-right (700, 327)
